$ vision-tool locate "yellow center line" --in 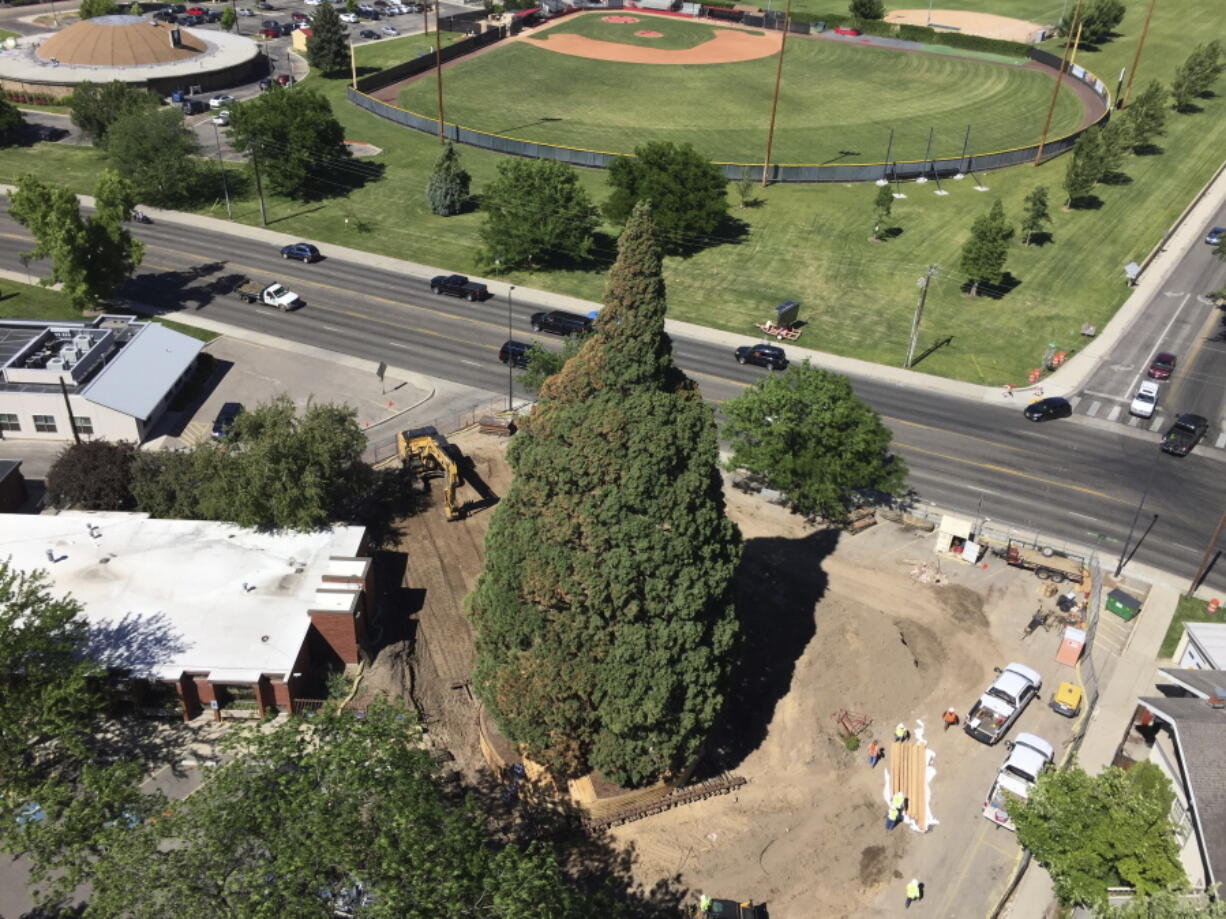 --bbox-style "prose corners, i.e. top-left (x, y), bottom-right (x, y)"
top-left (894, 441), bottom-right (1130, 506)
top-left (1165, 302), bottom-right (1220, 407)
top-left (886, 415), bottom-right (1035, 456)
